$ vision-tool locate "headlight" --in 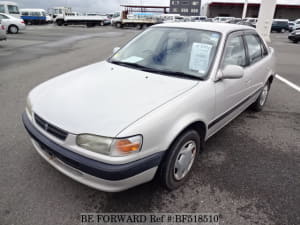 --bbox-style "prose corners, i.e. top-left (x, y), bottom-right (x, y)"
top-left (76, 134), bottom-right (142, 156)
top-left (26, 97), bottom-right (33, 116)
